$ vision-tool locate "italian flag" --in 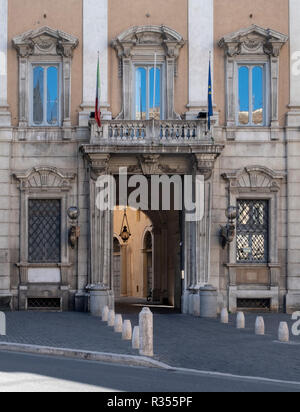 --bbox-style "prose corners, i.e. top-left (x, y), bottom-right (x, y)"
top-left (95, 55), bottom-right (101, 127)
